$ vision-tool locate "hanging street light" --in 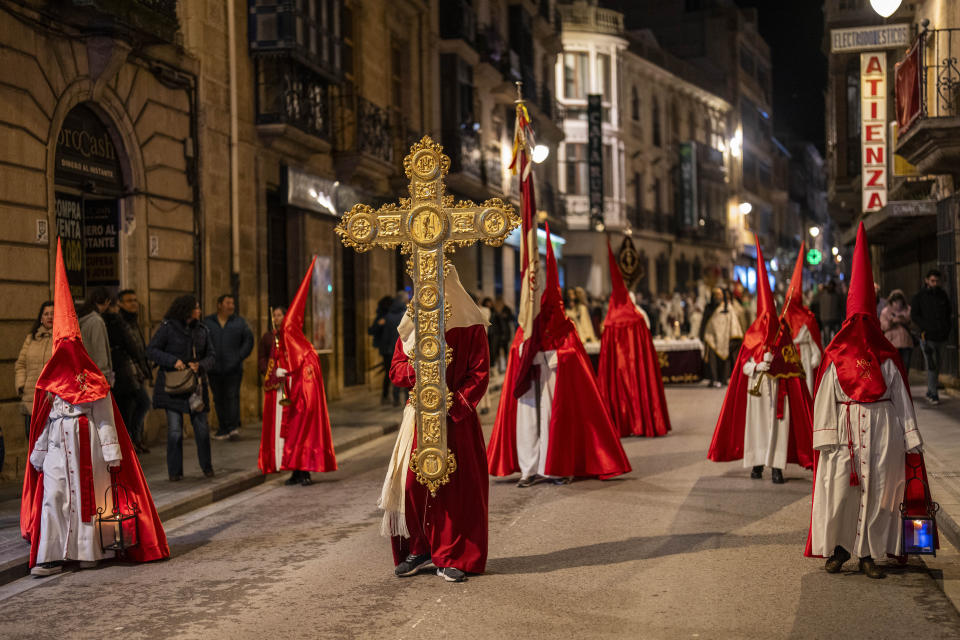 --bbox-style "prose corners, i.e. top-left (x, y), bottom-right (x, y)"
top-left (532, 144), bottom-right (550, 164)
top-left (870, 0), bottom-right (903, 18)
top-left (831, 246), bottom-right (840, 256)
top-left (809, 226), bottom-right (821, 237)
top-left (738, 201), bottom-right (753, 215)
